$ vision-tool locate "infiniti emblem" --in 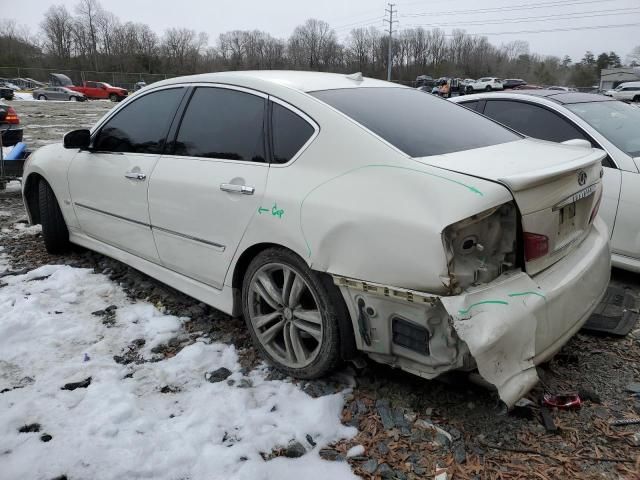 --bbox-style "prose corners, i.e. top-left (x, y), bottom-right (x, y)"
top-left (577, 171), bottom-right (587, 186)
